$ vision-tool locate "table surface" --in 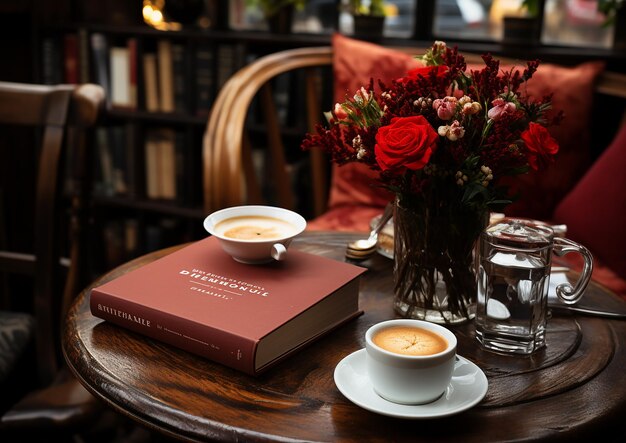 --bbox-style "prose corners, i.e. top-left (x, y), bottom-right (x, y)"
top-left (63, 232), bottom-right (626, 442)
